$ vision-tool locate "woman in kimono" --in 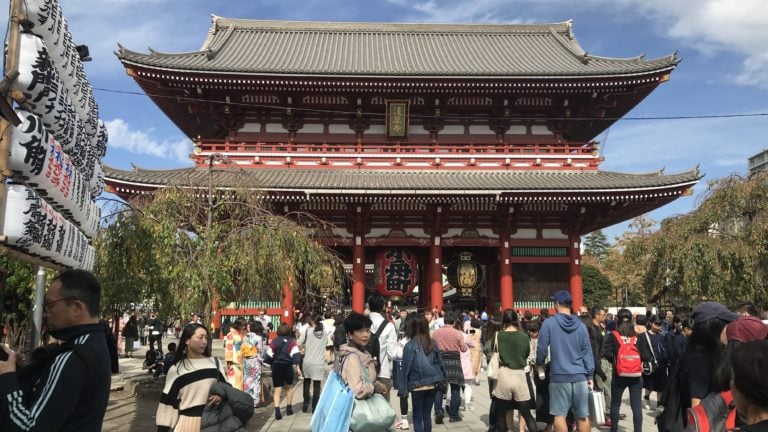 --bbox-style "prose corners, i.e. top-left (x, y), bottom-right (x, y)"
top-left (243, 320), bottom-right (265, 407)
top-left (224, 318), bottom-right (246, 390)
